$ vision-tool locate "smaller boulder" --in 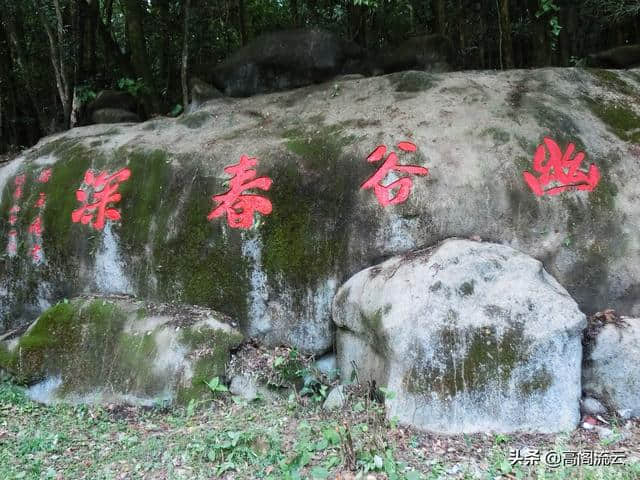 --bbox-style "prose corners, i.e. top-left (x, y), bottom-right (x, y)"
top-left (187, 77), bottom-right (224, 113)
top-left (587, 44), bottom-right (640, 69)
top-left (0, 295), bottom-right (243, 406)
top-left (88, 90), bottom-right (138, 112)
top-left (581, 396), bottom-right (607, 416)
top-left (230, 374), bottom-right (258, 401)
top-left (376, 34), bottom-right (453, 74)
top-left (322, 385), bottom-right (345, 410)
top-left (91, 108), bottom-right (140, 124)
top-left (333, 239), bottom-right (586, 433)
top-left (212, 29), bottom-right (362, 97)
top-left (582, 318), bottom-right (640, 418)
